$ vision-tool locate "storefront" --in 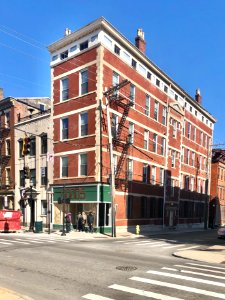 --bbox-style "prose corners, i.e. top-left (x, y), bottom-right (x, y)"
top-left (52, 184), bottom-right (111, 233)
